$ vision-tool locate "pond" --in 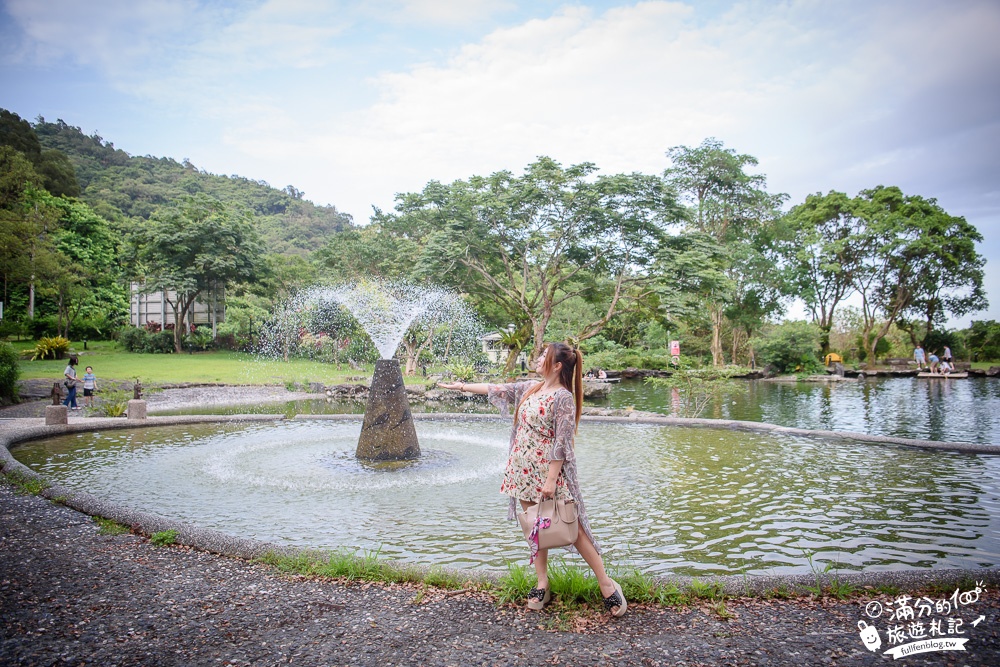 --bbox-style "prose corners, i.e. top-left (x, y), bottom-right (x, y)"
top-left (13, 419), bottom-right (1000, 576)
top-left (591, 377), bottom-right (1000, 445)
top-left (154, 376), bottom-right (1000, 445)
